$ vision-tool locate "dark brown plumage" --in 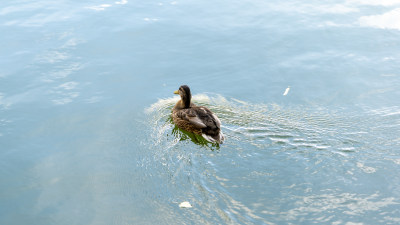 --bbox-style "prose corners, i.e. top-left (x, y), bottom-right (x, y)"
top-left (172, 85), bottom-right (224, 144)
